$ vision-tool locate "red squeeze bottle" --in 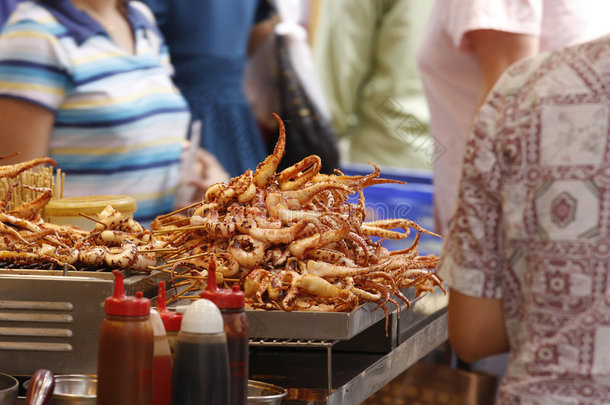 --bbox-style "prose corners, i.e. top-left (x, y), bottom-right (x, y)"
top-left (156, 281), bottom-right (182, 361)
top-left (97, 270), bottom-right (153, 405)
top-left (150, 308), bottom-right (172, 405)
top-left (200, 260), bottom-right (249, 405)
